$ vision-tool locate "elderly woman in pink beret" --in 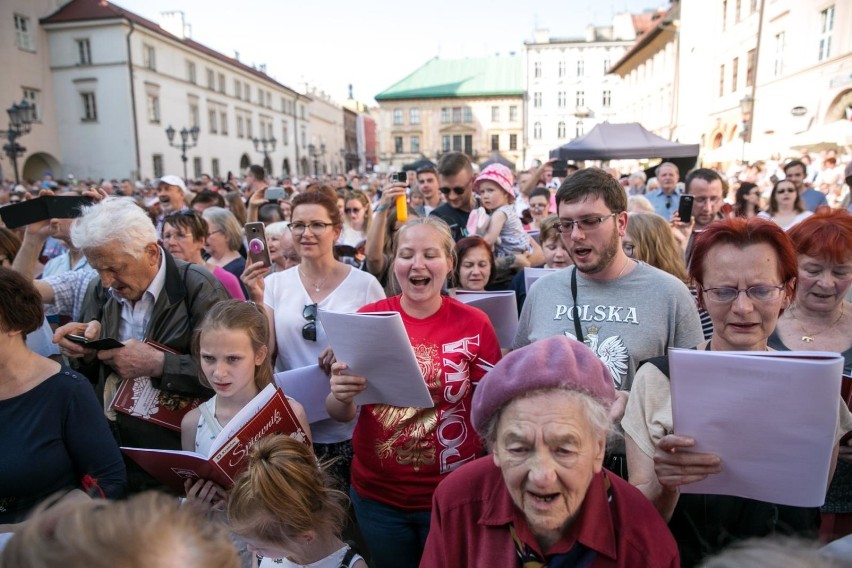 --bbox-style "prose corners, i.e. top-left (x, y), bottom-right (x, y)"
top-left (420, 336), bottom-right (679, 568)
